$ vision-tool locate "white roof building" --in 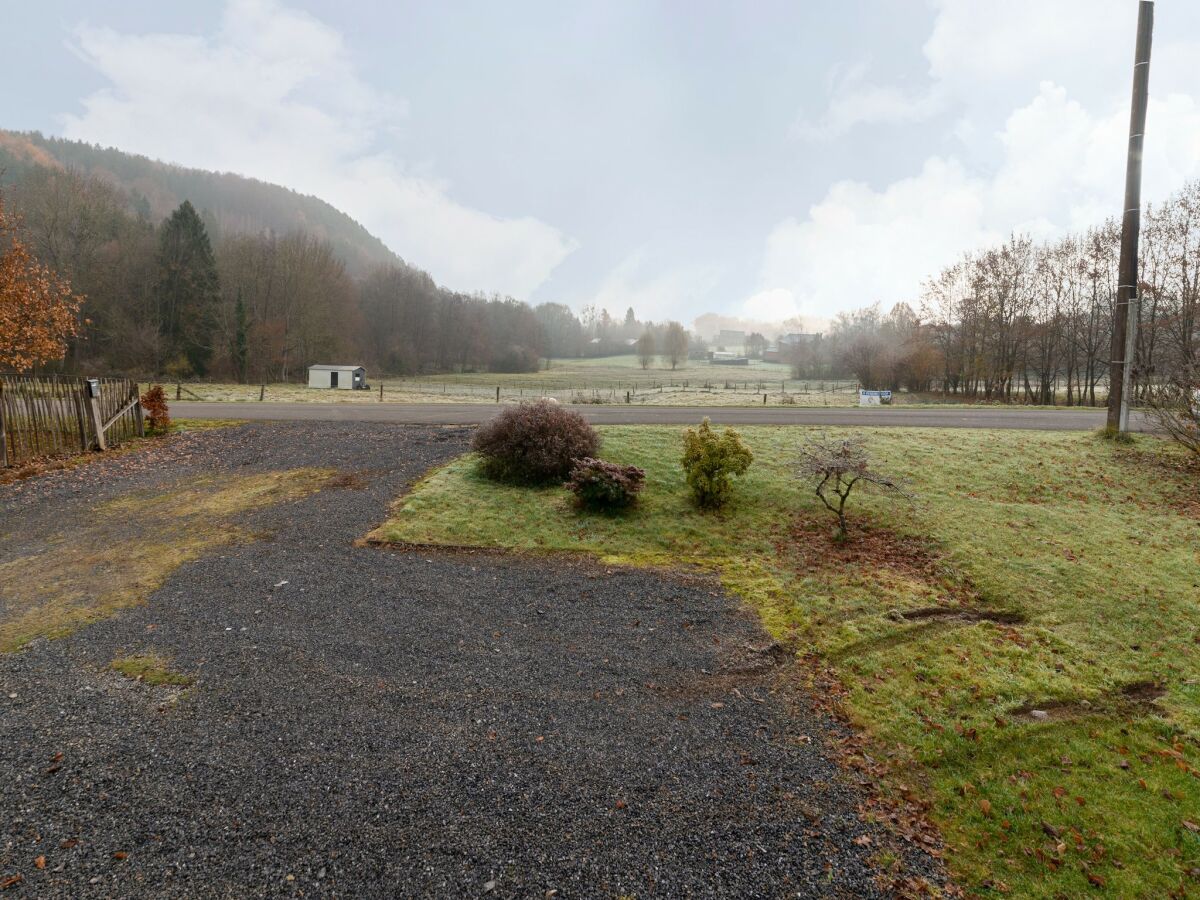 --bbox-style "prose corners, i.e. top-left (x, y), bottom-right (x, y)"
top-left (307, 364), bottom-right (366, 390)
